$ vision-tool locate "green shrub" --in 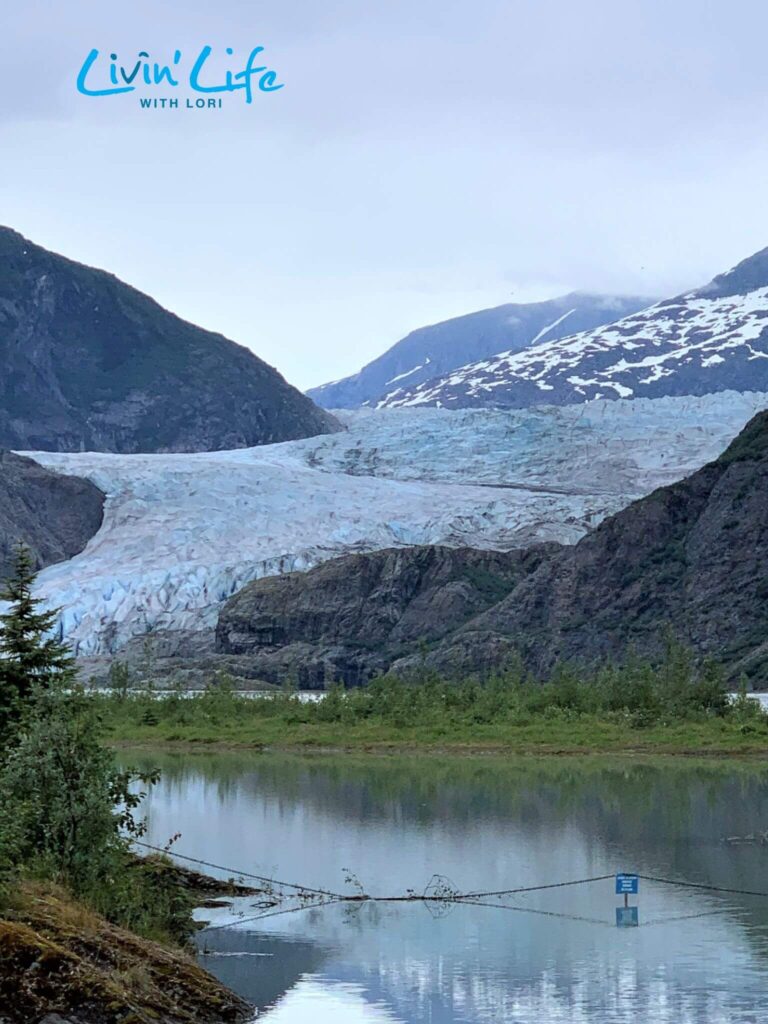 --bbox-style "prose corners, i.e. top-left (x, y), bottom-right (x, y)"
top-left (0, 547), bottom-right (193, 946)
top-left (93, 631), bottom-right (757, 744)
